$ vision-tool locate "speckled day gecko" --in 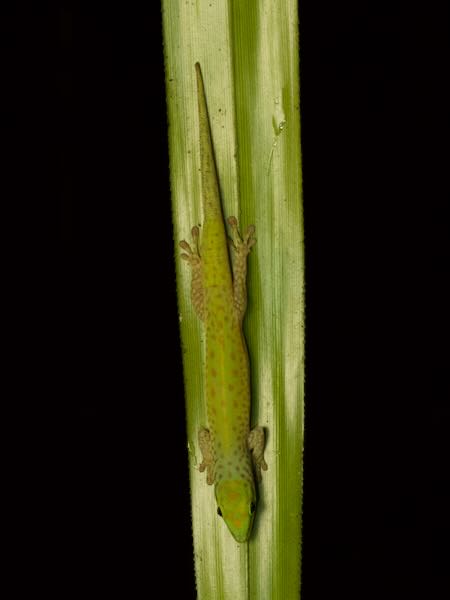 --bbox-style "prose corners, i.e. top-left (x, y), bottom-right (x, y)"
top-left (179, 63), bottom-right (267, 543)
